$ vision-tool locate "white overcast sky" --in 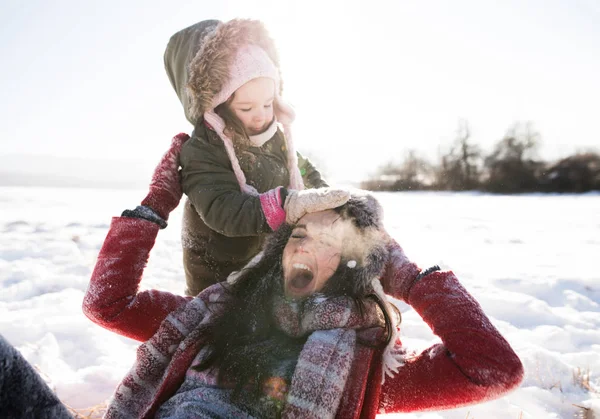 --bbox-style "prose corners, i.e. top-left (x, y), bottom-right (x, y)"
top-left (1, 0), bottom-right (599, 182)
